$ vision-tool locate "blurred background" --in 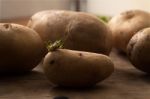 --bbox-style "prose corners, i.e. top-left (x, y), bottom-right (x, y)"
top-left (0, 0), bottom-right (150, 20)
